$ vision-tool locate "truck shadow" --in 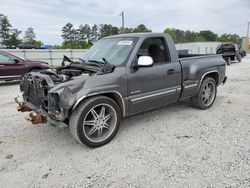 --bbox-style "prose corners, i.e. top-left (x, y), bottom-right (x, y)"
top-left (34, 101), bottom-right (192, 150)
top-left (119, 101), bottom-right (192, 130)
top-left (229, 61), bottom-right (241, 65)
